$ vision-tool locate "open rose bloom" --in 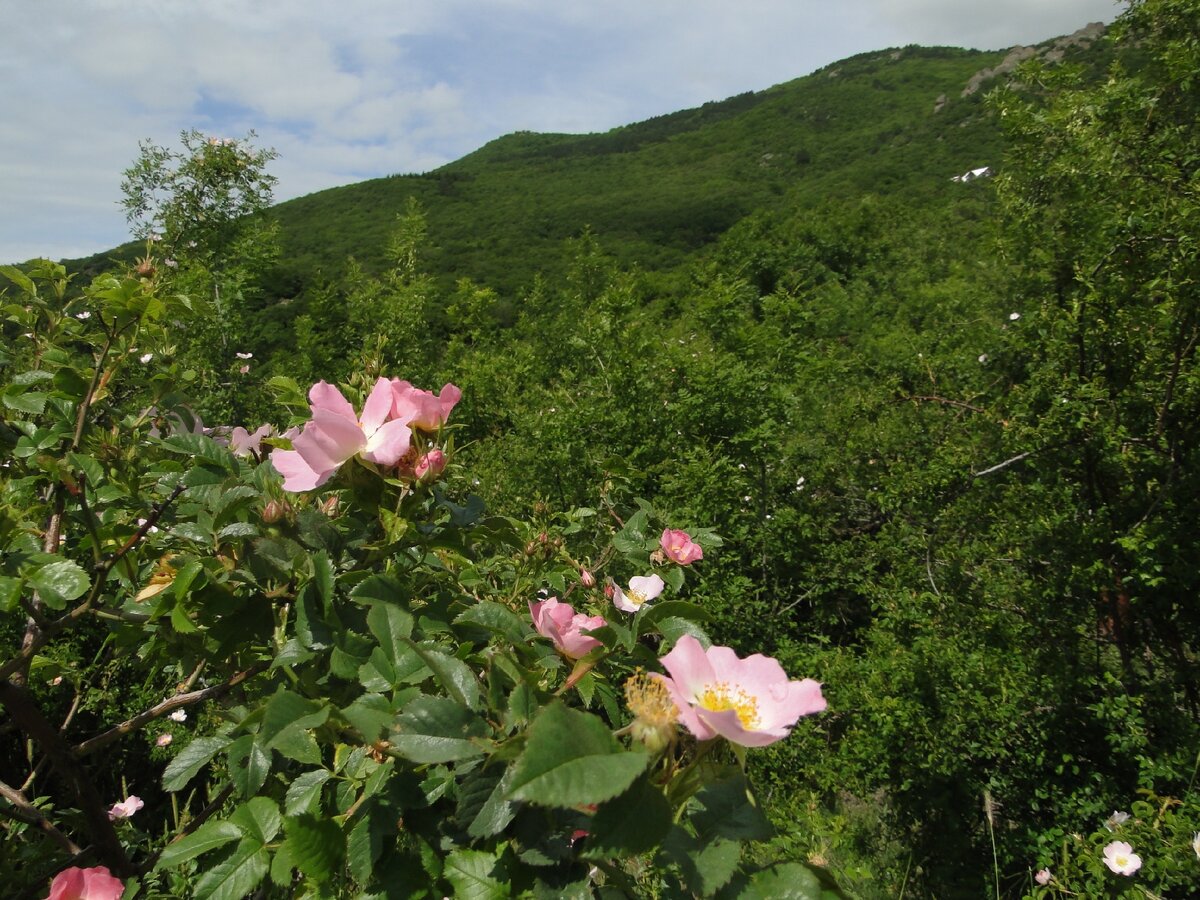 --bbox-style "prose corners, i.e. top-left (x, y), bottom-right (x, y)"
top-left (612, 574), bottom-right (664, 613)
top-left (107, 794), bottom-right (143, 820)
top-left (46, 865), bottom-right (124, 900)
top-left (391, 380), bottom-right (461, 432)
top-left (661, 528), bottom-right (703, 565)
top-left (271, 379), bottom-right (412, 491)
top-left (1102, 840), bottom-right (1141, 875)
top-left (655, 635), bottom-right (826, 747)
top-left (529, 597), bottom-right (606, 659)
